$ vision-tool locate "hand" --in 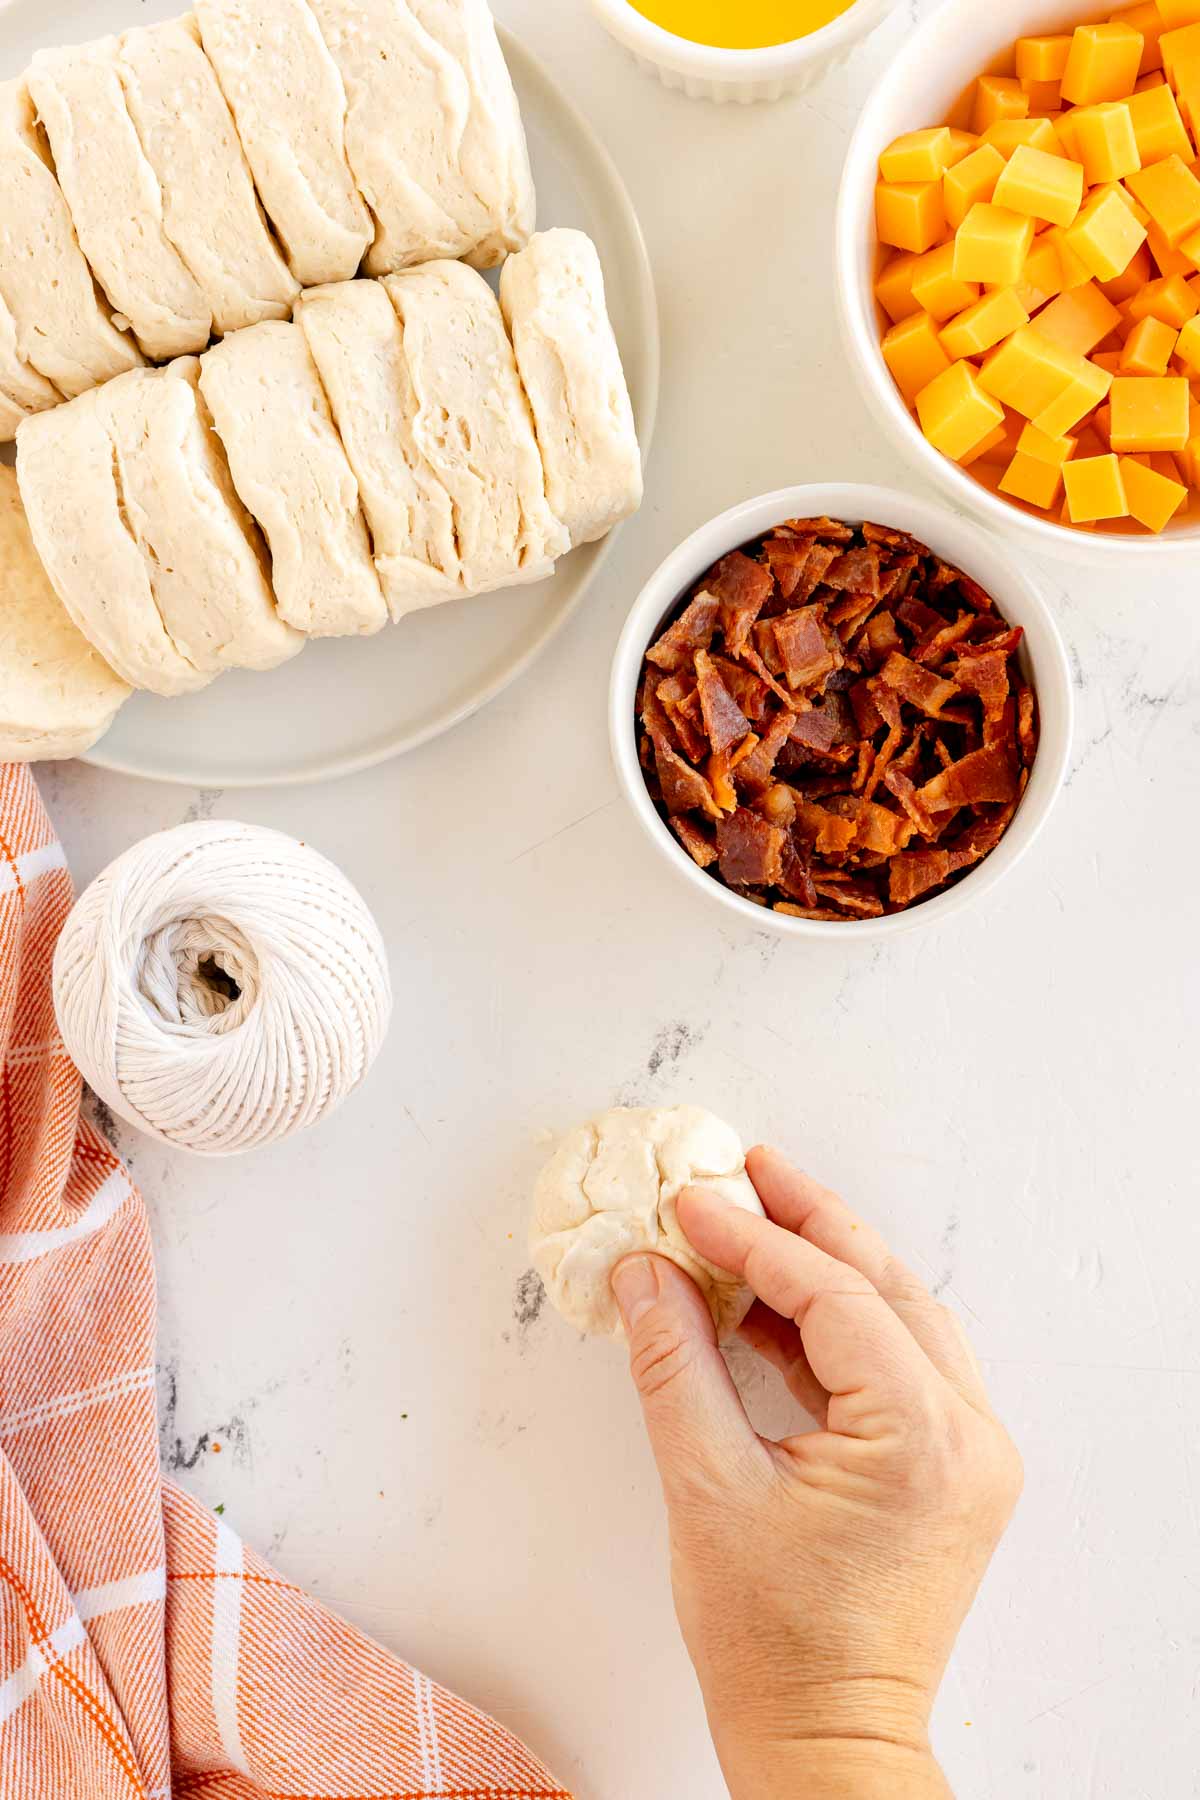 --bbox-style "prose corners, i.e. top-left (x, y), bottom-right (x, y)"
top-left (610, 1148), bottom-right (1022, 1800)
